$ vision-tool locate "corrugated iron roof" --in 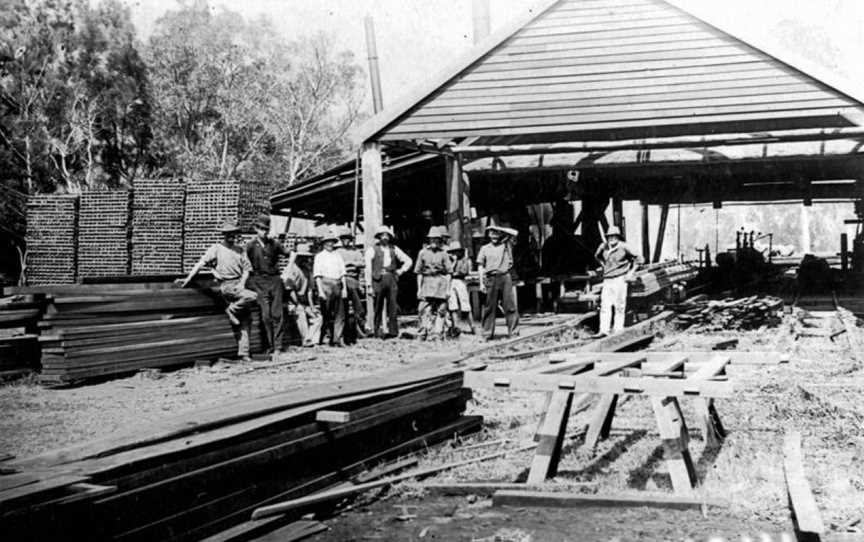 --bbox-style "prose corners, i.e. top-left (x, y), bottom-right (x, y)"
top-left (358, 0), bottom-right (864, 143)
